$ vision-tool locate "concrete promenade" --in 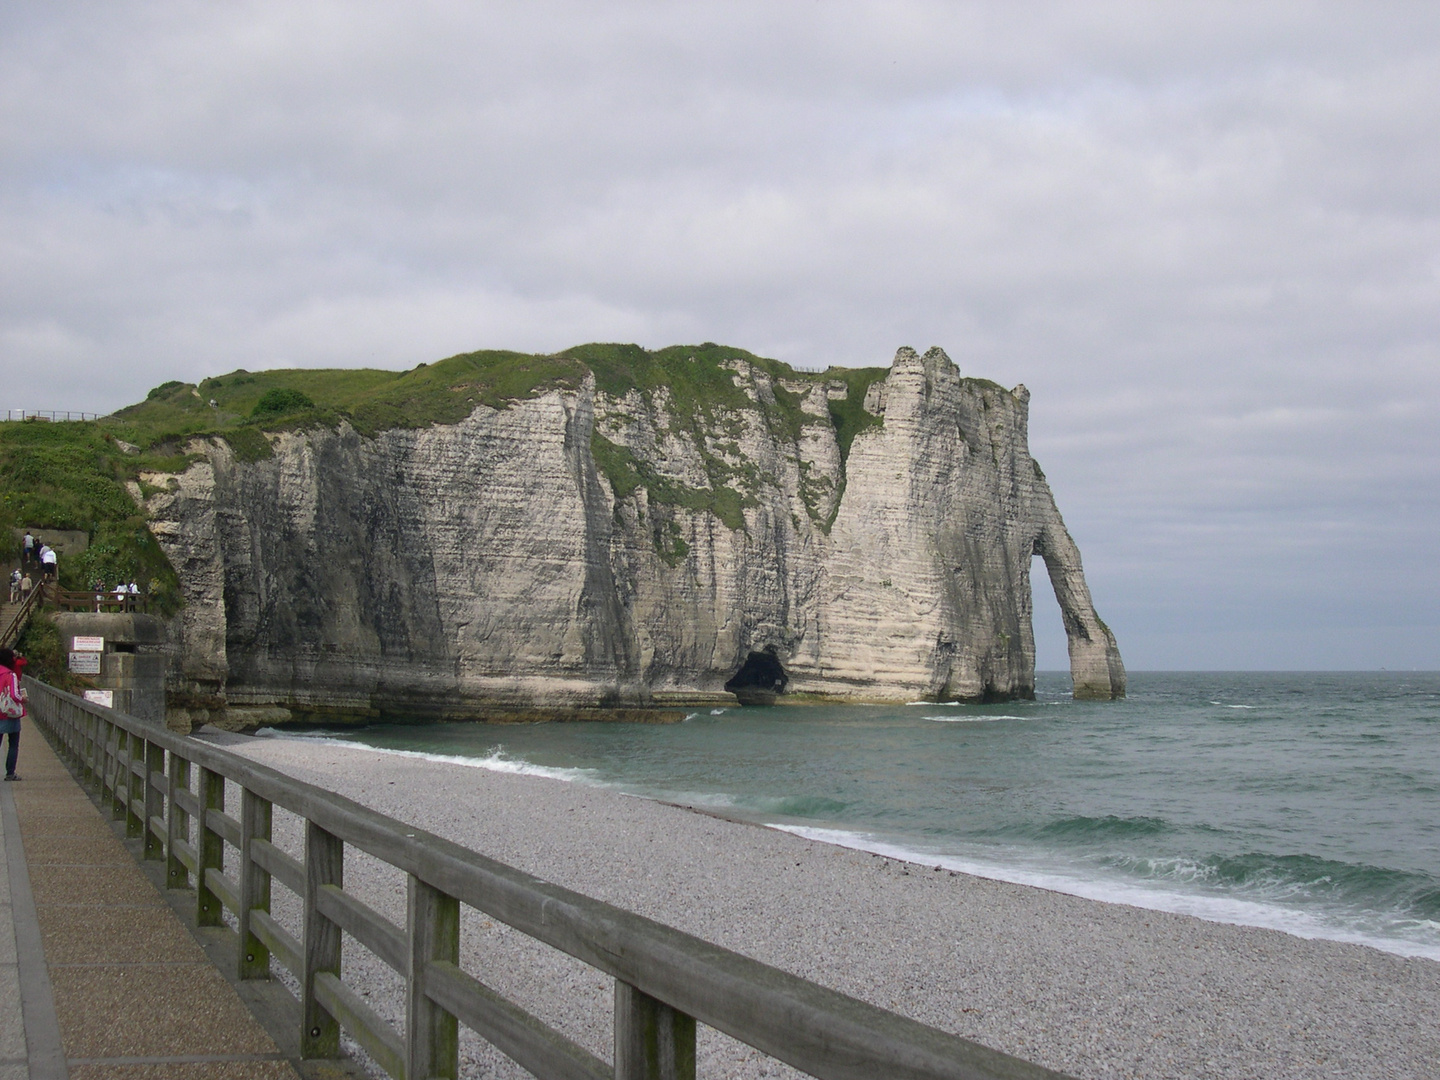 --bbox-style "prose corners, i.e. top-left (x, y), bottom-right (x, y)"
top-left (0, 726), bottom-right (305, 1079)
